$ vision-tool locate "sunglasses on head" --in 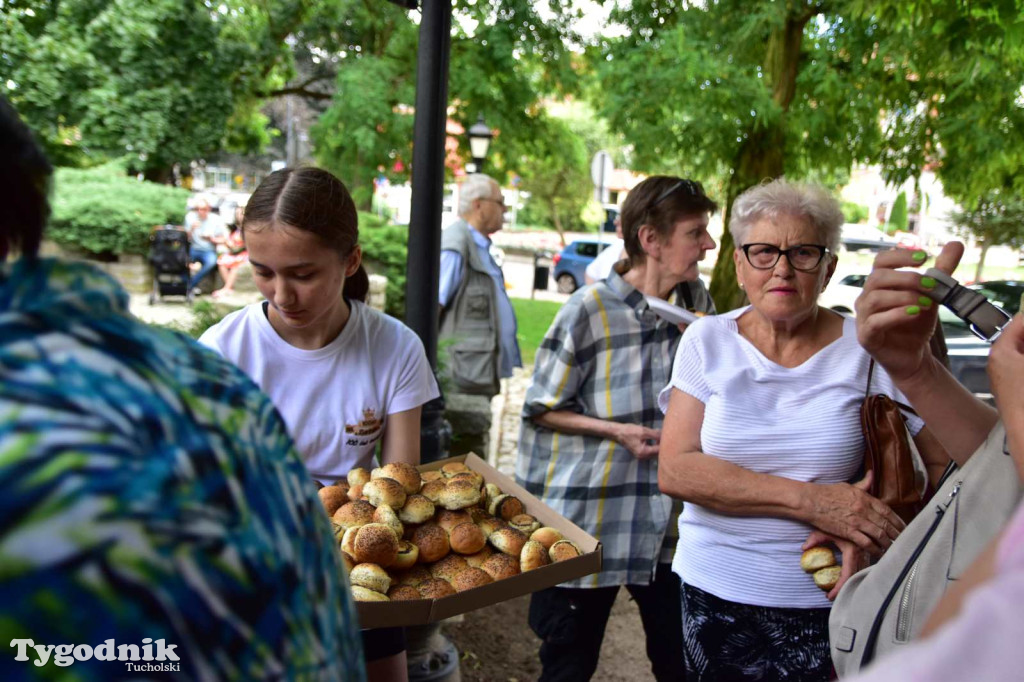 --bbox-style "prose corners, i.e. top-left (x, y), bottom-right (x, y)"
top-left (647, 179), bottom-right (705, 214)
